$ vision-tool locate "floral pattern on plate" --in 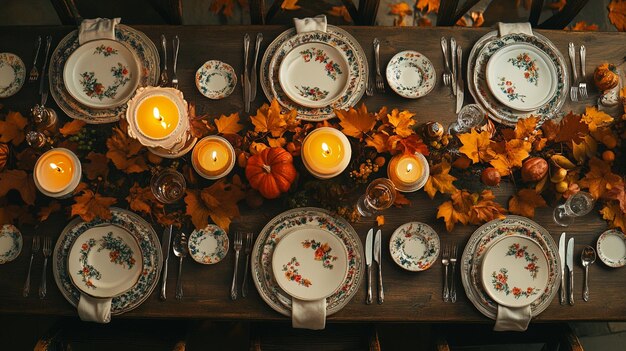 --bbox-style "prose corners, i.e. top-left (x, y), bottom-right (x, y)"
top-left (0, 224), bottom-right (22, 264)
top-left (302, 239), bottom-right (338, 269)
top-left (389, 222), bottom-right (439, 271)
top-left (596, 229), bottom-right (626, 268)
top-left (385, 51), bottom-right (436, 99)
top-left (497, 78), bottom-right (525, 102)
top-left (79, 63), bottom-right (131, 101)
top-left (299, 47), bottom-right (343, 80)
top-left (508, 52), bottom-right (539, 85)
top-left (188, 224), bottom-right (229, 265)
top-left (0, 53), bottom-right (25, 98)
top-left (94, 45), bottom-right (119, 57)
top-left (282, 257), bottom-right (312, 287)
top-left (195, 60), bottom-right (237, 100)
top-left (490, 268), bottom-right (539, 299)
top-left (296, 86), bottom-right (329, 101)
